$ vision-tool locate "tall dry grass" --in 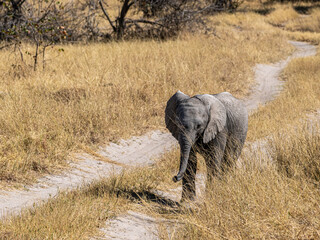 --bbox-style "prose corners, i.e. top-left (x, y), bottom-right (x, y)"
top-left (283, 8), bottom-right (320, 44)
top-left (266, 4), bottom-right (300, 26)
top-left (1, 124), bottom-right (319, 239)
top-left (0, 166), bottom-right (162, 239)
top-left (272, 125), bottom-right (320, 184)
top-left (0, 16), bottom-right (293, 185)
top-left (286, 8), bottom-right (320, 33)
top-left (268, 4), bottom-right (320, 44)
